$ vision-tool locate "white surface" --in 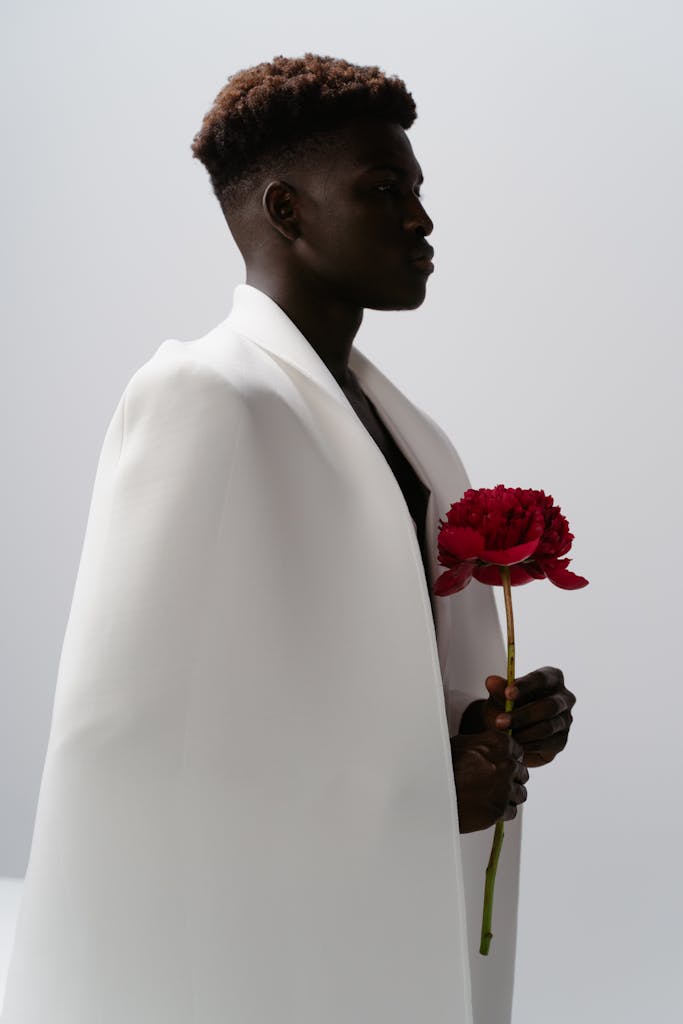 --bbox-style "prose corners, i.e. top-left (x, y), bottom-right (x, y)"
top-left (1, 2), bottom-right (681, 1021)
top-left (0, 880), bottom-right (22, 1010)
